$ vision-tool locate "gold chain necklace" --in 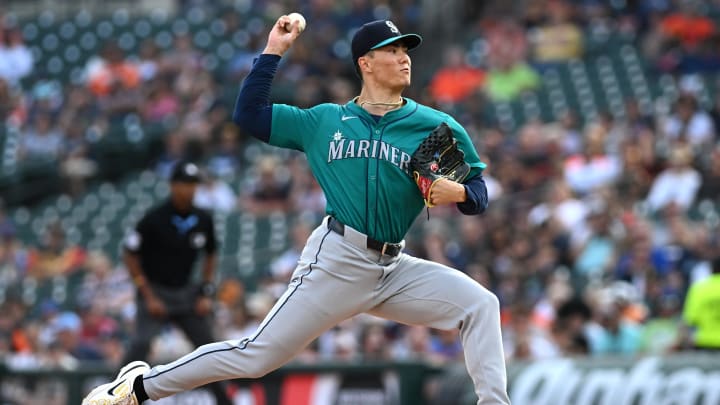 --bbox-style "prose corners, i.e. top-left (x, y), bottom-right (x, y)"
top-left (355, 96), bottom-right (404, 109)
